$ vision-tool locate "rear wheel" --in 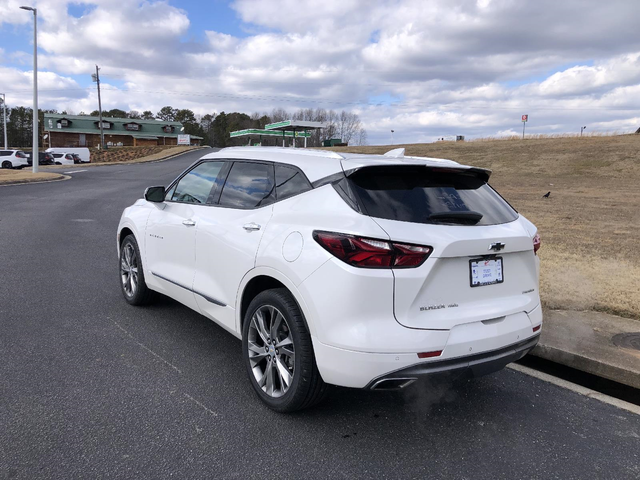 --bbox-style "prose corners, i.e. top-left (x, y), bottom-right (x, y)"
top-left (119, 234), bottom-right (154, 306)
top-left (242, 288), bottom-right (329, 413)
top-left (1, 161), bottom-right (12, 169)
